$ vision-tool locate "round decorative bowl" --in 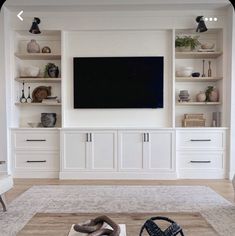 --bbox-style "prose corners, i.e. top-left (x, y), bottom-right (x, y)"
top-left (192, 72), bottom-right (200, 77)
top-left (27, 122), bottom-right (40, 128)
top-left (176, 67), bottom-right (193, 77)
top-left (20, 65), bottom-right (40, 77)
top-left (41, 113), bottom-right (57, 128)
top-left (201, 43), bottom-right (215, 49)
